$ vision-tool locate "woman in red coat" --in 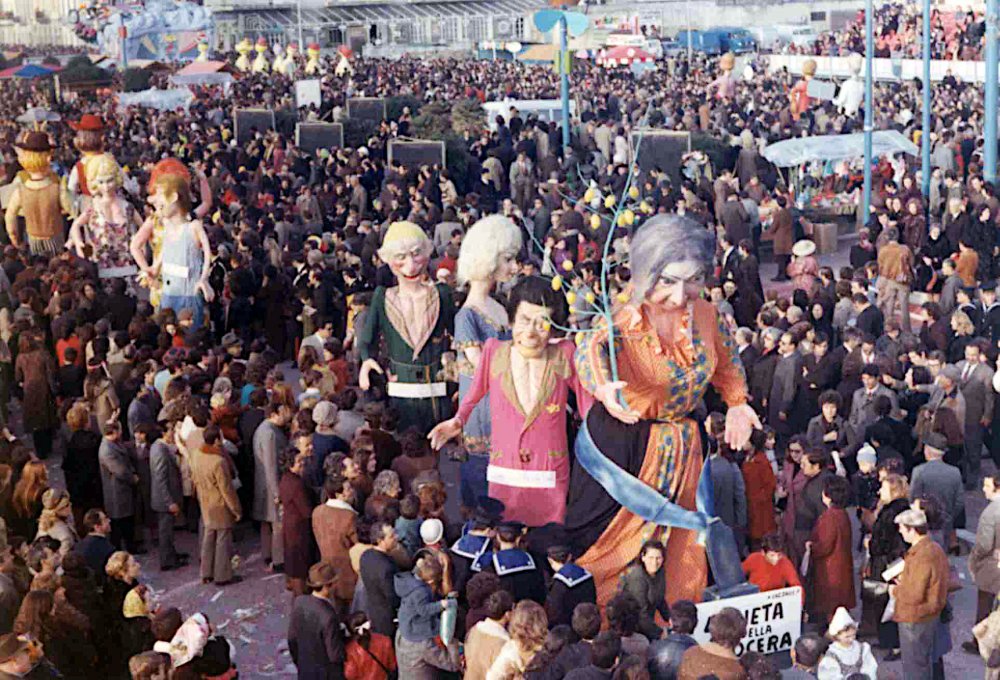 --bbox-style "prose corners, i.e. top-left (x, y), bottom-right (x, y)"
top-left (344, 612), bottom-right (396, 680)
top-left (807, 476), bottom-right (856, 630)
top-left (742, 431), bottom-right (777, 549)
